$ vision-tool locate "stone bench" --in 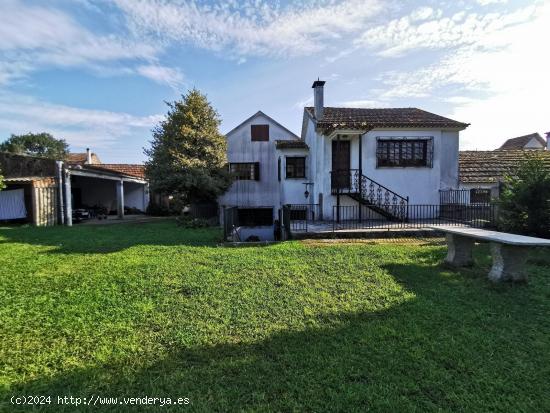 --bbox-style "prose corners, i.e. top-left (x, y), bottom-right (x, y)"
top-left (430, 226), bottom-right (550, 283)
